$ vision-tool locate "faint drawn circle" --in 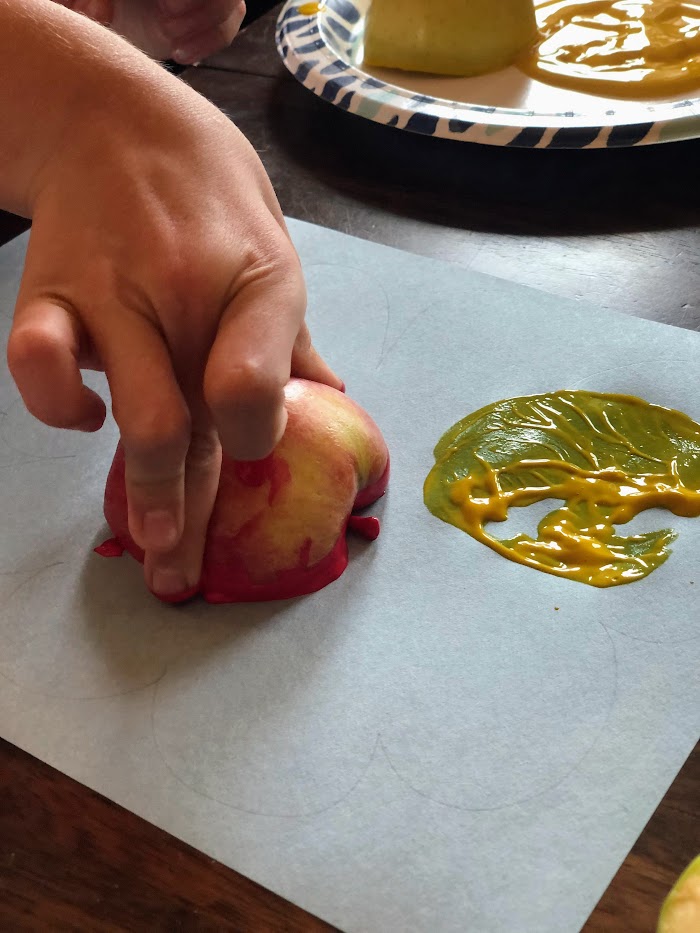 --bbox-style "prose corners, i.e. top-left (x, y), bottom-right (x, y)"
top-left (572, 359), bottom-right (700, 417)
top-left (152, 600), bottom-right (380, 818)
top-left (0, 381), bottom-right (115, 462)
top-left (0, 558), bottom-right (171, 698)
top-left (0, 458), bottom-right (108, 574)
top-left (574, 363), bottom-right (700, 642)
top-left (305, 263), bottom-right (390, 378)
top-left (380, 615), bottom-right (616, 810)
top-left (594, 527), bottom-right (700, 644)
